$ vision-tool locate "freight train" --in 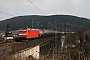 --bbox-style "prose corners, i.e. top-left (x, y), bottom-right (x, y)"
top-left (17, 27), bottom-right (59, 41)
